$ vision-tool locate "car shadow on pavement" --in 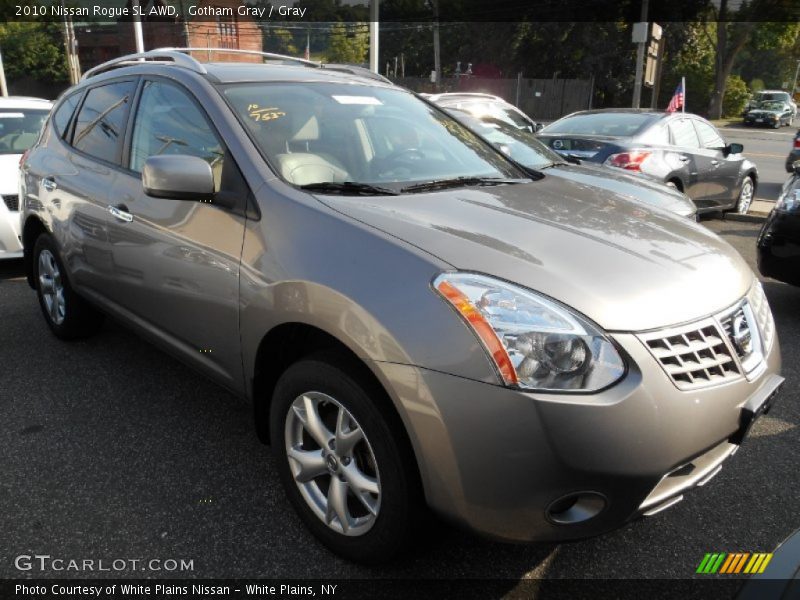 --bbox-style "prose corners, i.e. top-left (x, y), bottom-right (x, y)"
top-left (757, 182), bottom-right (783, 202)
top-left (0, 258), bottom-right (25, 281)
